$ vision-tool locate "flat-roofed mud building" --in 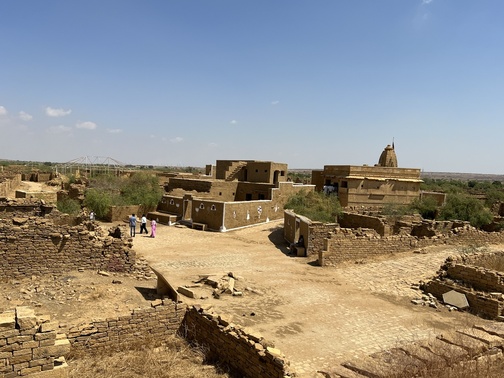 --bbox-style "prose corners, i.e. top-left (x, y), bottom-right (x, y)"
top-left (151, 160), bottom-right (312, 231)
